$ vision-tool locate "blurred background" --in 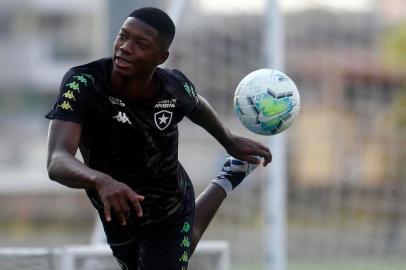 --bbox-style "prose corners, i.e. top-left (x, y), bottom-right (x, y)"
top-left (0, 0), bottom-right (405, 269)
